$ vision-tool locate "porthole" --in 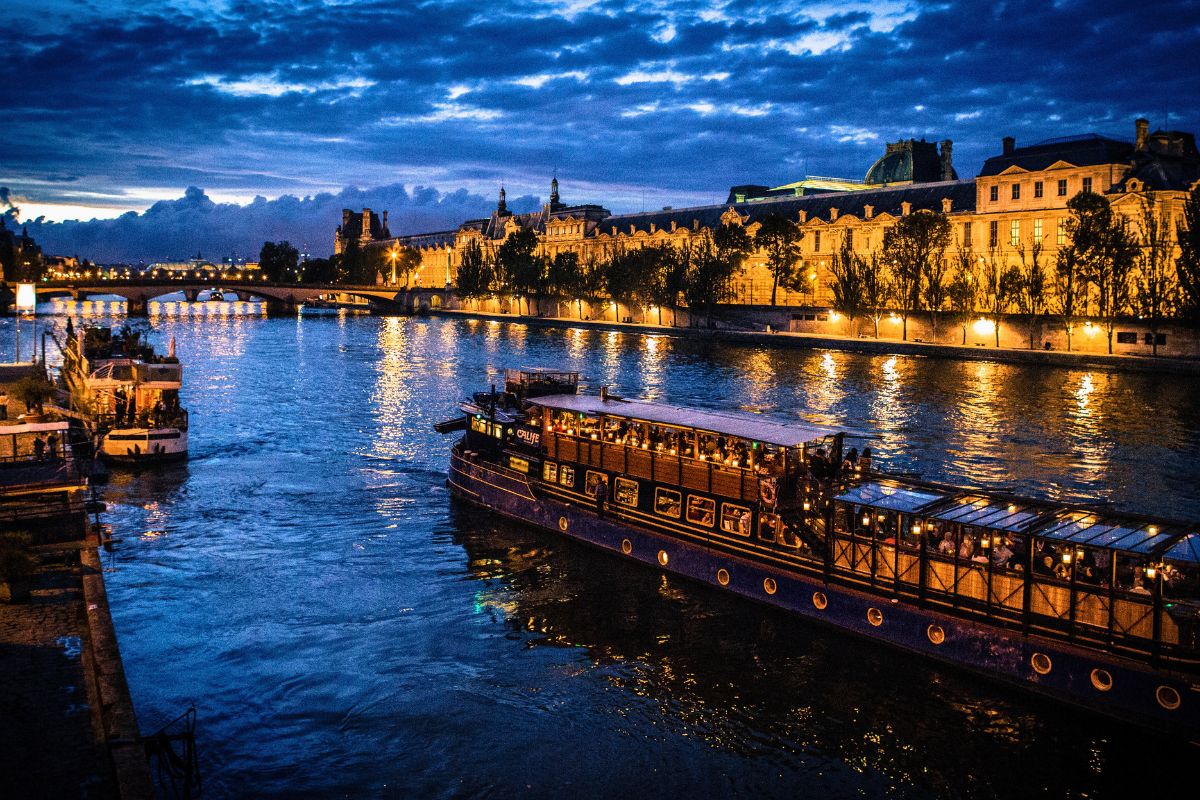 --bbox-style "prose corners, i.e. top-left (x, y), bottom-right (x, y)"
top-left (1090, 669), bottom-right (1113, 693)
top-left (716, 568), bottom-right (731, 586)
top-left (1031, 652), bottom-right (1052, 675)
top-left (558, 516), bottom-right (569, 532)
top-left (867, 607), bottom-right (884, 627)
top-left (620, 538), bottom-right (632, 555)
top-left (763, 577), bottom-right (778, 595)
top-left (812, 591), bottom-right (828, 610)
top-left (927, 624), bottom-right (945, 645)
top-left (657, 549), bottom-right (669, 566)
top-left (1156, 685), bottom-right (1182, 711)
